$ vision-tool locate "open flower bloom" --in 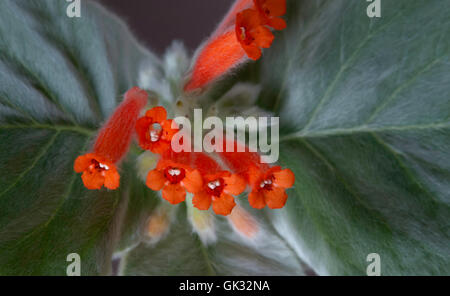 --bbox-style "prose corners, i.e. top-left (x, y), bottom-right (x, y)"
top-left (253, 0), bottom-right (287, 30)
top-left (146, 158), bottom-right (203, 205)
top-left (74, 153), bottom-right (120, 190)
top-left (190, 152), bottom-right (246, 216)
top-left (218, 138), bottom-right (295, 209)
top-left (74, 87), bottom-right (147, 190)
top-left (193, 171), bottom-right (246, 216)
top-left (136, 106), bottom-right (178, 154)
top-left (236, 8), bottom-right (274, 60)
top-left (247, 165), bottom-right (294, 209)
